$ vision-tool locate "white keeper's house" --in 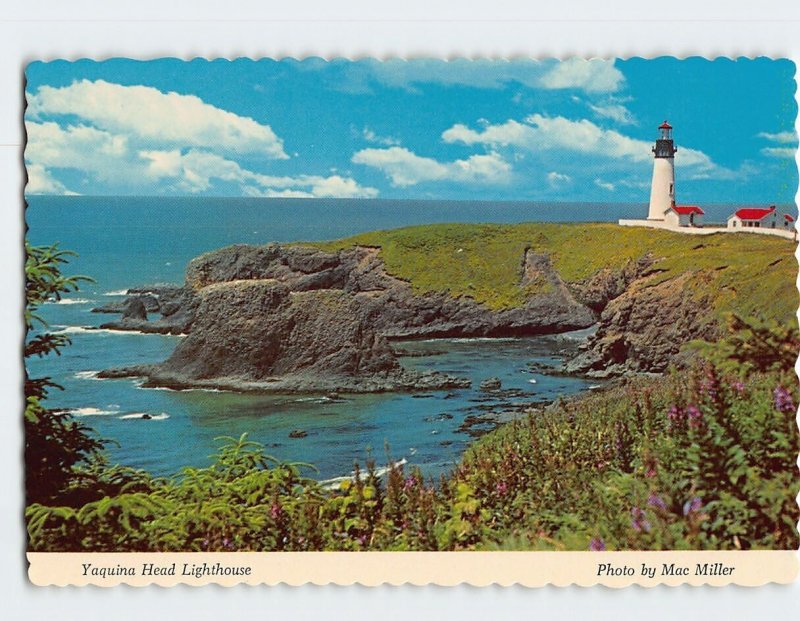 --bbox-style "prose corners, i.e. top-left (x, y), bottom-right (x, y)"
top-left (727, 206), bottom-right (795, 231)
